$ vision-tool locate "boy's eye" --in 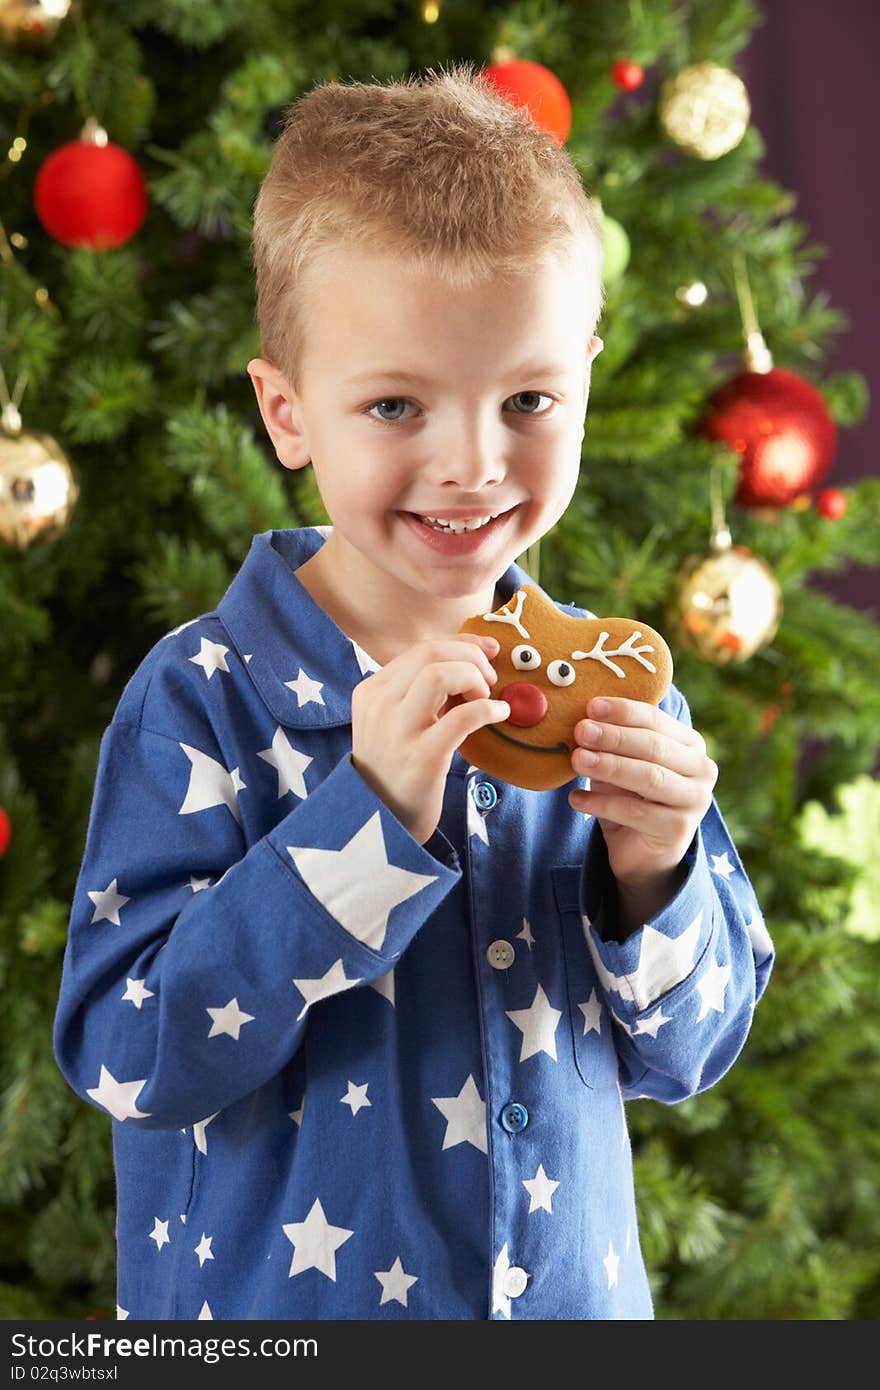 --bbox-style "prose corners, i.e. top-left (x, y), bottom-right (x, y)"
top-left (364, 392), bottom-right (555, 425)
